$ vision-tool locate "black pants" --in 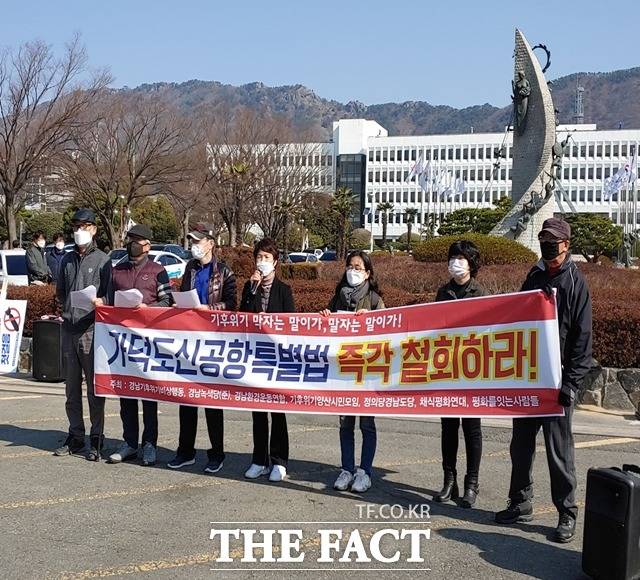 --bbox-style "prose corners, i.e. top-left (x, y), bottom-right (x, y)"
top-left (252, 412), bottom-right (289, 467)
top-left (508, 406), bottom-right (577, 518)
top-left (120, 398), bottom-right (158, 449)
top-left (177, 405), bottom-right (224, 462)
top-left (441, 417), bottom-right (482, 479)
